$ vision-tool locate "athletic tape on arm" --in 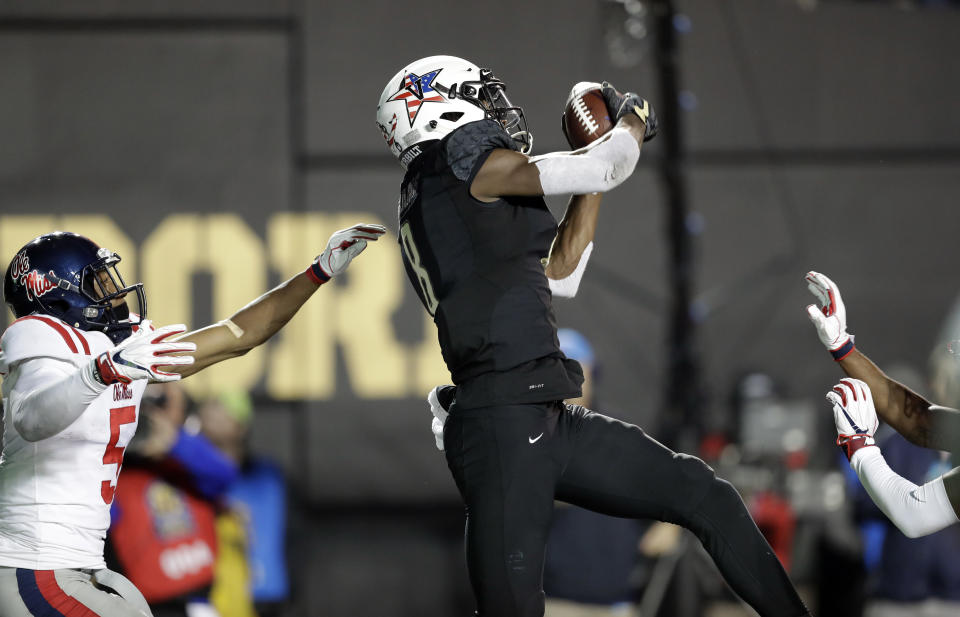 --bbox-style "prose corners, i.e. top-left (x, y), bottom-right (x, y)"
top-left (548, 241), bottom-right (594, 298)
top-left (850, 446), bottom-right (960, 538)
top-left (532, 129), bottom-right (640, 196)
top-left (220, 318), bottom-right (245, 339)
